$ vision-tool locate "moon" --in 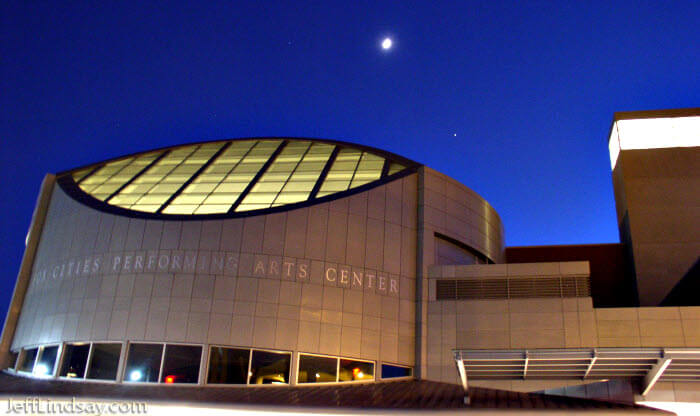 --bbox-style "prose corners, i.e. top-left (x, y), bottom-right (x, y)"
top-left (381, 37), bottom-right (393, 50)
